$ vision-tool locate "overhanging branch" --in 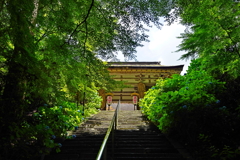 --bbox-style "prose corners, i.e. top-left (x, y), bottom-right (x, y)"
top-left (61, 0), bottom-right (94, 47)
